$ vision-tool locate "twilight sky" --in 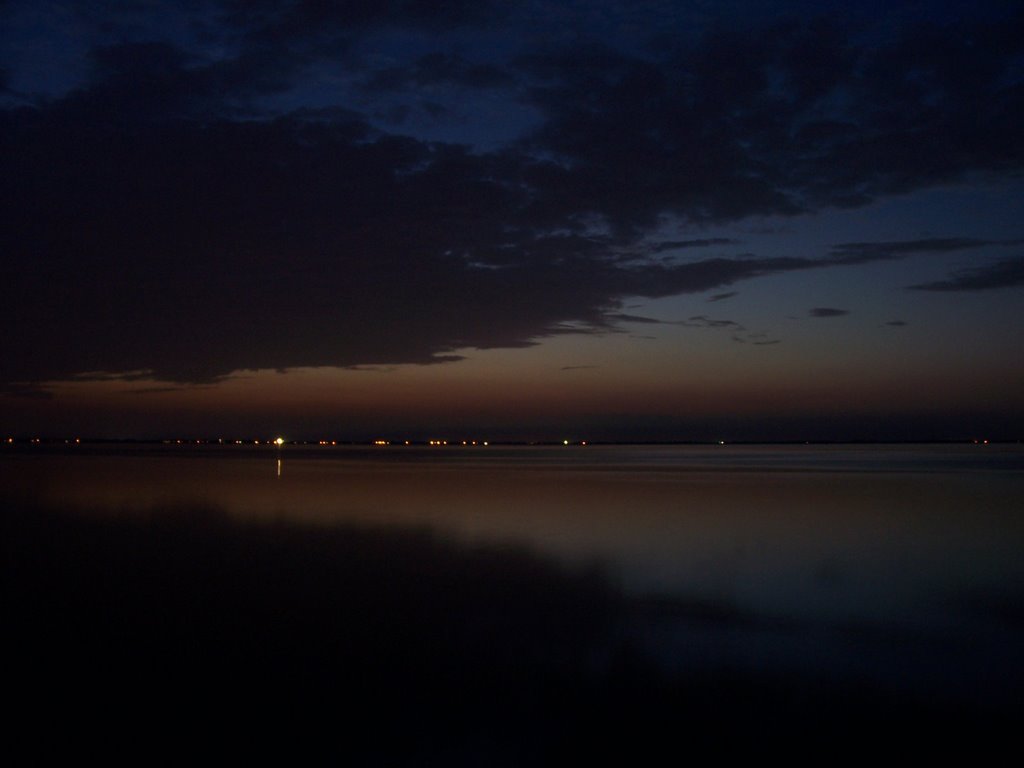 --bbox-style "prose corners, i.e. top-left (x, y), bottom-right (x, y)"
top-left (2, 0), bottom-right (1022, 441)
